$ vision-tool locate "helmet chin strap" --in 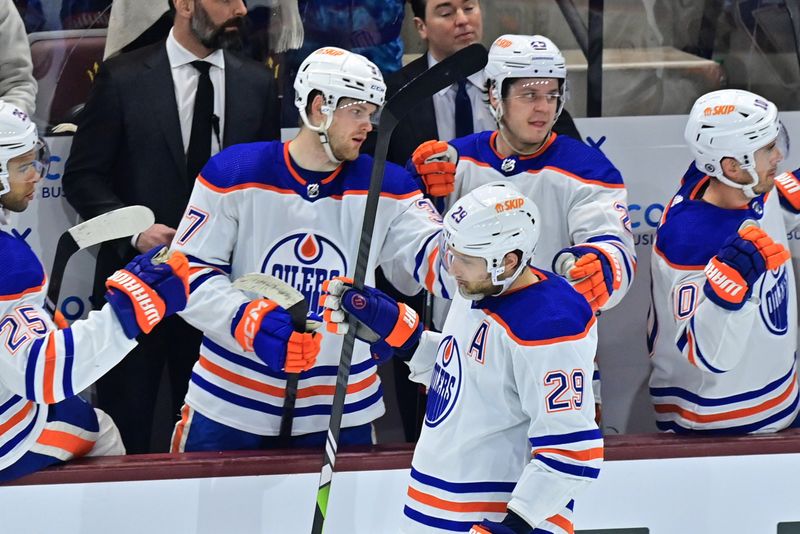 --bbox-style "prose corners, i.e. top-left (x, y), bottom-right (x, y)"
top-left (299, 106), bottom-right (343, 165)
top-left (716, 166), bottom-right (760, 199)
top-left (458, 261), bottom-right (528, 301)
